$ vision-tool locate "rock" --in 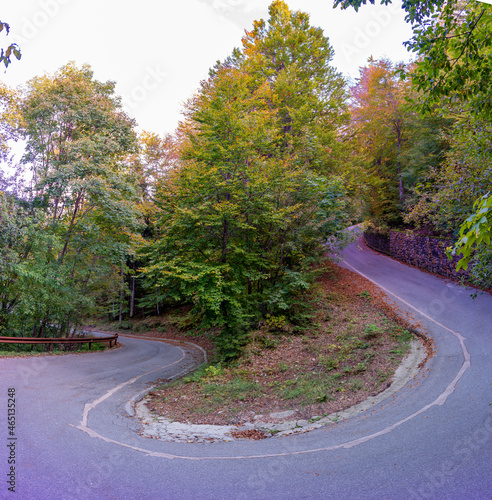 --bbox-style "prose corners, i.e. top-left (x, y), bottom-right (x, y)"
top-left (269, 410), bottom-right (295, 419)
